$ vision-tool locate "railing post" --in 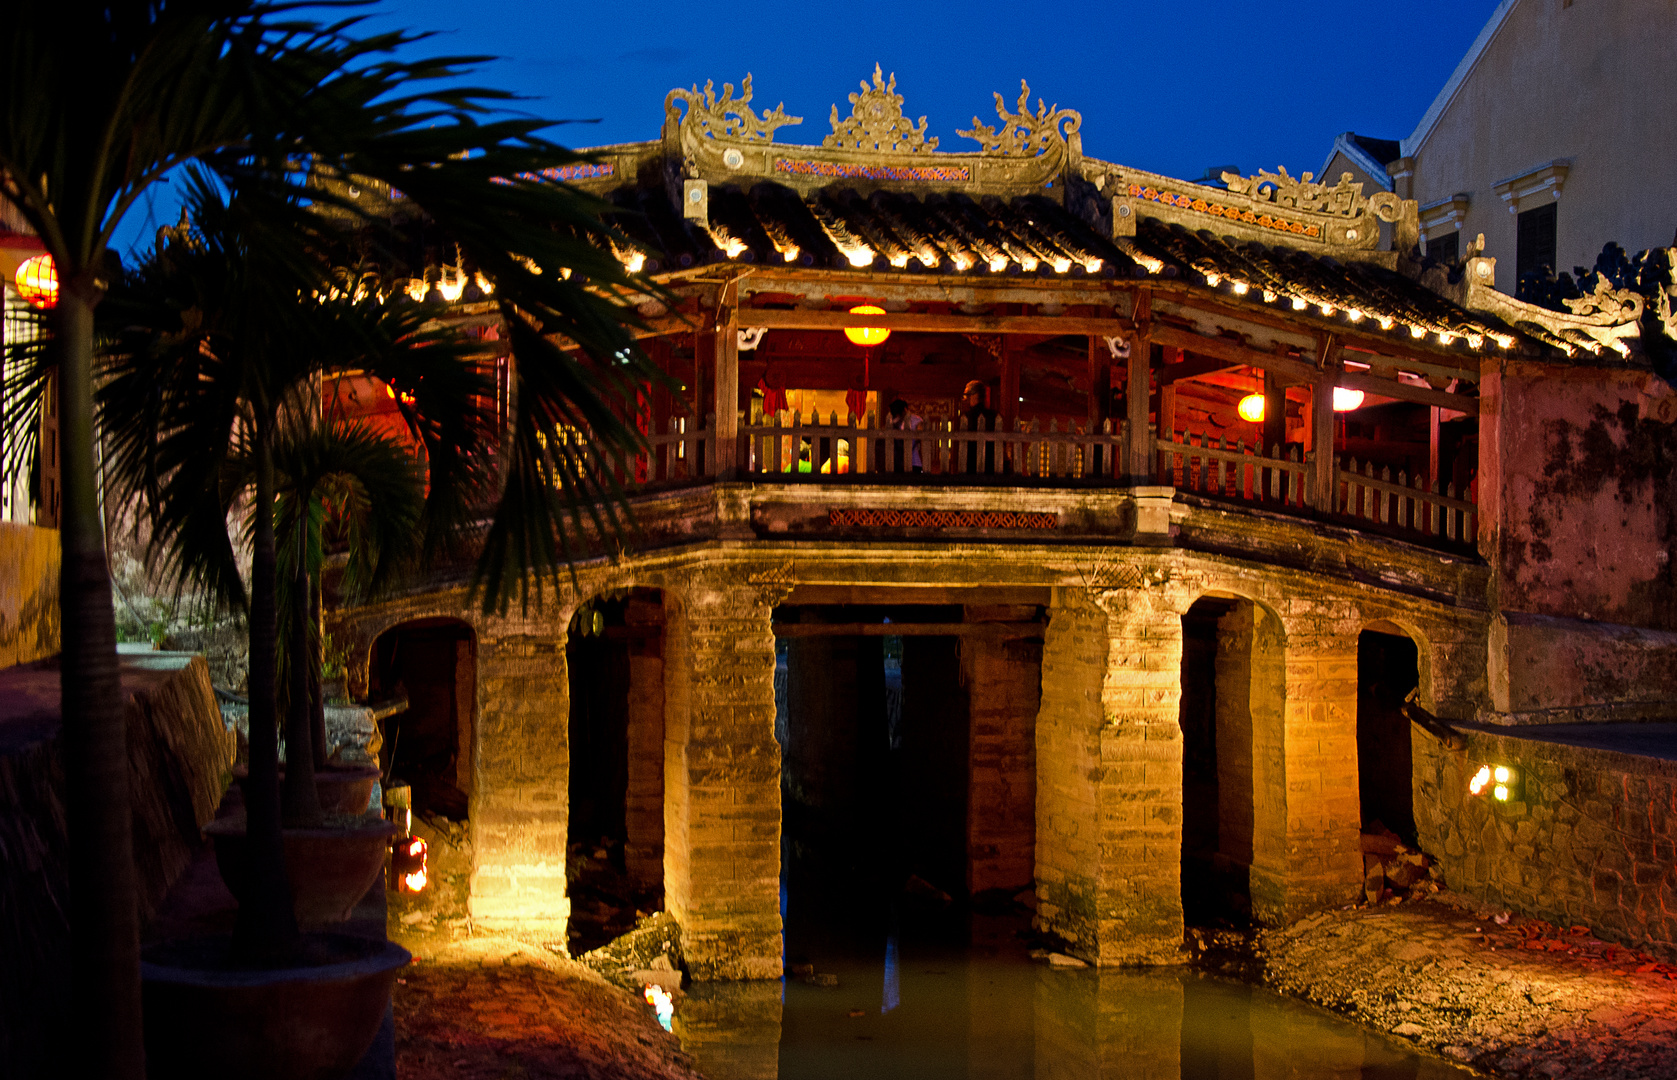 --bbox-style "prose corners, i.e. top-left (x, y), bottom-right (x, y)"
top-left (1310, 369), bottom-right (1336, 512)
top-left (713, 279), bottom-right (740, 479)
